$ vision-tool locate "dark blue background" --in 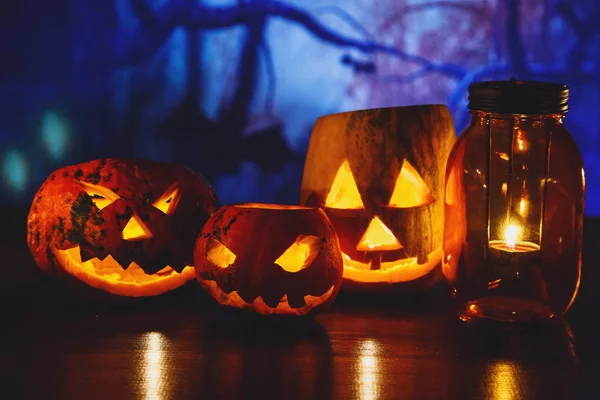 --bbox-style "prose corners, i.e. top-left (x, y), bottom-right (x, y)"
top-left (1, 0), bottom-right (598, 213)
